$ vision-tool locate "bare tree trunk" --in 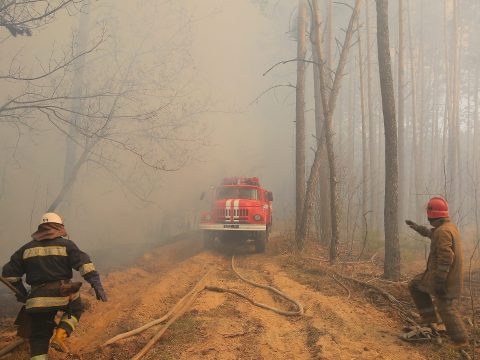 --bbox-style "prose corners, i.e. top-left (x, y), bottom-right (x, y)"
top-left (365, 0), bottom-right (377, 229)
top-left (431, 56), bottom-right (440, 193)
top-left (475, 66), bottom-right (480, 234)
top-left (311, 3), bottom-right (330, 245)
top-left (447, 0), bottom-right (461, 213)
top-left (357, 16), bottom-right (369, 242)
top-left (346, 60), bottom-right (356, 244)
top-left (417, 0), bottom-right (426, 205)
top-left (397, 0), bottom-right (406, 227)
top-left (451, 0), bottom-right (461, 217)
top-left (376, 0), bottom-right (400, 280)
top-left (475, 66), bottom-right (479, 182)
top-left (297, 0), bottom-right (362, 258)
top-left (61, 3), bottom-right (91, 213)
top-left (48, 143), bottom-right (94, 212)
top-left (318, 0), bottom-right (333, 245)
top-left (467, 73), bottom-right (472, 169)
top-left (407, 0), bottom-right (421, 220)
top-left (295, 0), bottom-right (308, 245)
top-left (442, 0), bottom-right (451, 198)
top-left (347, 61), bottom-right (355, 177)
